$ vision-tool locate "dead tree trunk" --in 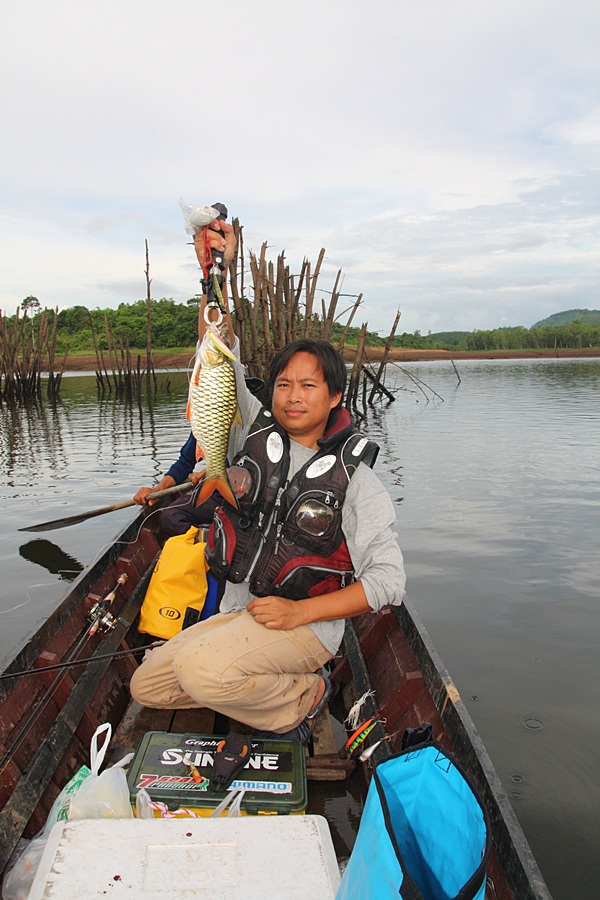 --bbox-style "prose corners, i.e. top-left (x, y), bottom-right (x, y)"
top-left (368, 309), bottom-right (401, 405)
top-left (144, 239), bottom-right (154, 391)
